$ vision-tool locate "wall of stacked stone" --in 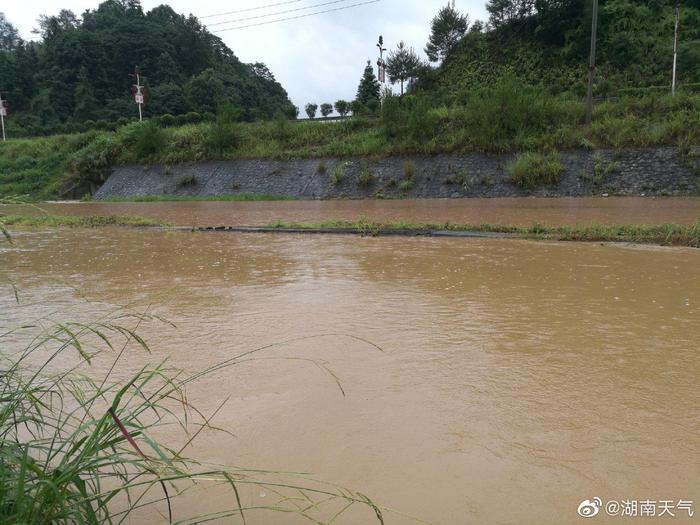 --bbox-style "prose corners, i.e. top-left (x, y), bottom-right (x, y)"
top-left (94, 147), bottom-right (700, 200)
